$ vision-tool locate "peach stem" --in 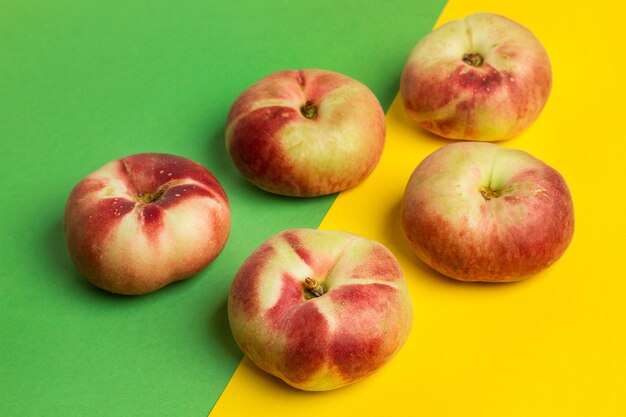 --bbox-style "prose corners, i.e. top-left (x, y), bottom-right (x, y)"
top-left (304, 277), bottom-right (325, 297)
